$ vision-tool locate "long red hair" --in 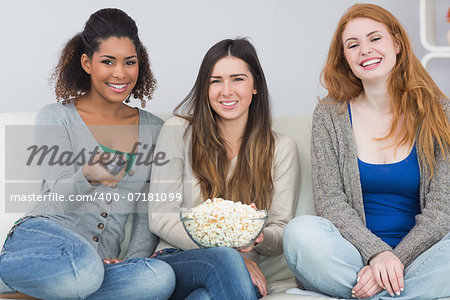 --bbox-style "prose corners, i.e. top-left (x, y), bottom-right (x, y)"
top-left (321, 3), bottom-right (449, 176)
